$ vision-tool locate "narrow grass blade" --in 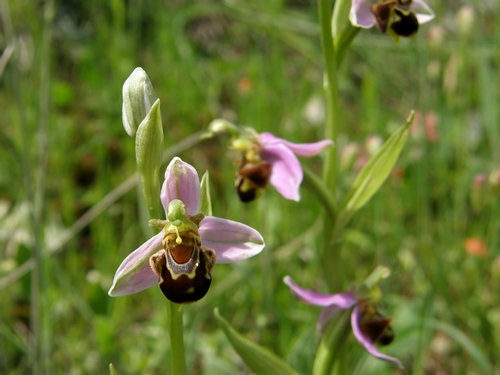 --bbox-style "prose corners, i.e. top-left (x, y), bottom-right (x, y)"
top-left (214, 308), bottom-right (299, 375)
